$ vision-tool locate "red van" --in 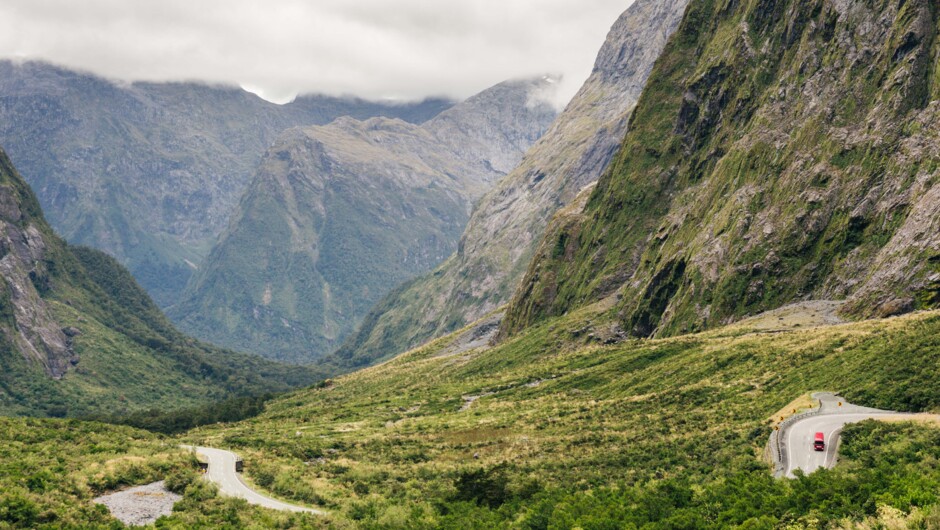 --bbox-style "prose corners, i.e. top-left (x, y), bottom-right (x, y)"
top-left (813, 432), bottom-right (825, 451)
